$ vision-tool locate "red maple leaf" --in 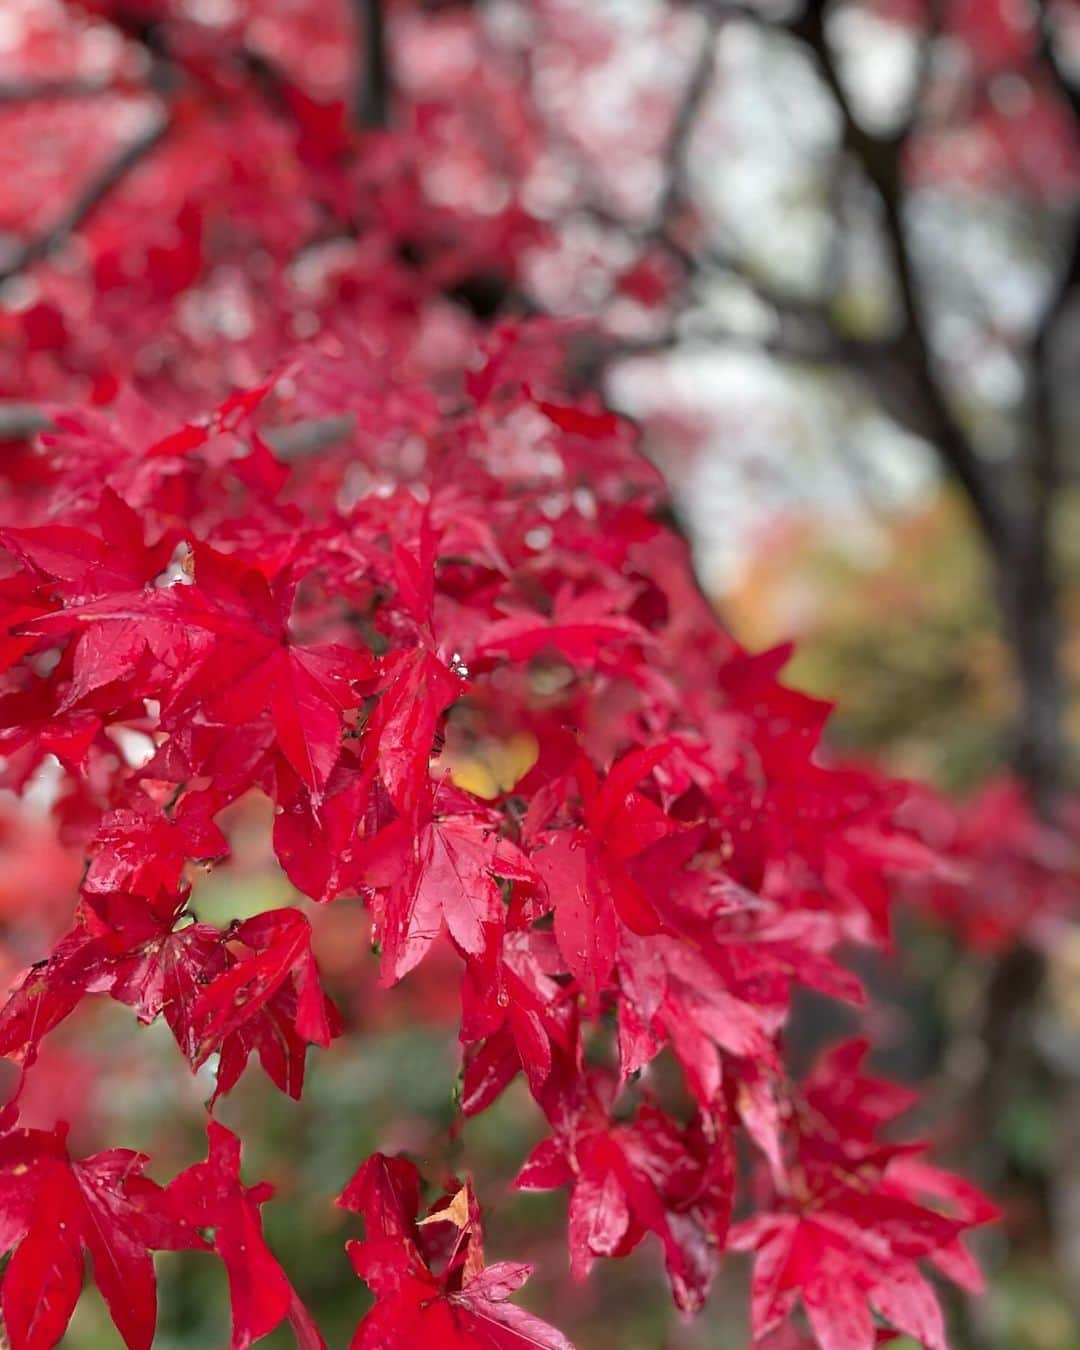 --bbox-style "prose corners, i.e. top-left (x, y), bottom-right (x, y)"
top-left (474, 584), bottom-right (646, 668)
top-left (189, 907), bottom-right (342, 1101)
top-left (19, 540), bottom-right (372, 798)
top-left (460, 928), bottom-right (579, 1116)
top-left (530, 743), bottom-right (679, 1005)
top-left (83, 794), bottom-right (228, 898)
top-left (730, 1041), bottom-right (999, 1350)
top-left (0, 1123), bottom-right (205, 1350)
top-left (167, 1122), bottom-right (325, 1350)
top-left (357, 782), bottom-right (535, 983)
top-left (517, 1067), bottom-right (734, 1315)
top-left (339, 1153), bottom-right (573, 1349)
top-left (359, 645), bottom-right (466, 817)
